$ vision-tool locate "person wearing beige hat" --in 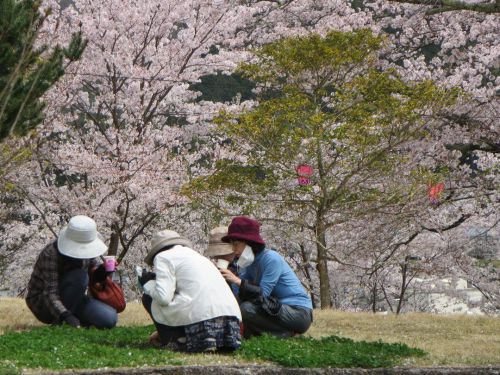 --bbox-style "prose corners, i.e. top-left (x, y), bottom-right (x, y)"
top-left (204, 226), bottom-right (240, 296)
top-left (139, 229), bottom-right (242, 352)
top-left (26, 215), bottom-right (118, 329)
top-left (205, 226), bottom-right (235, 269)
